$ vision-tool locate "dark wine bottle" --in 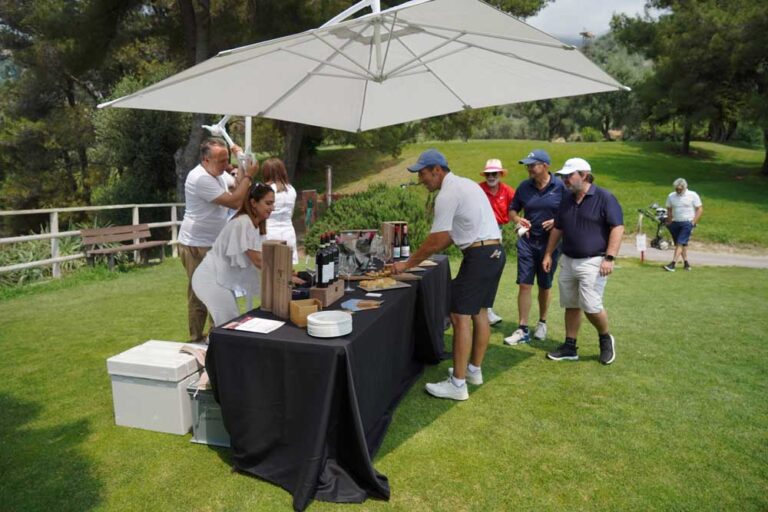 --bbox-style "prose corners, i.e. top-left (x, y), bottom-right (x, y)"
top-left (317, 234), bottom-right (328, 288)
top-left (401, 224), bottom-right (410, 258)
top-left (393, 225), bottom-right (401, 259)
